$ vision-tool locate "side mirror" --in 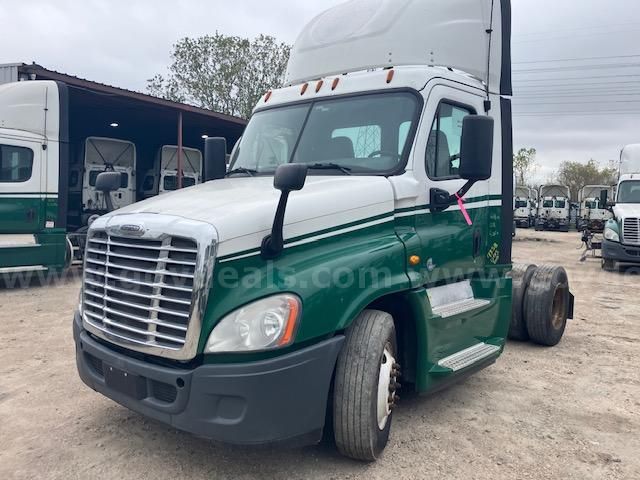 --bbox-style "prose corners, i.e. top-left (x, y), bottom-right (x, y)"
top-left (274, 163), bottom-right (308, 192)
top-left (204, 137), bottom-right (228, 181)
top-left (459, 115), bottom-right (494, 181)
top-left (261, 164), bottom-right (308, 259)
top-left (95, 172), bottom-right (122, 212)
